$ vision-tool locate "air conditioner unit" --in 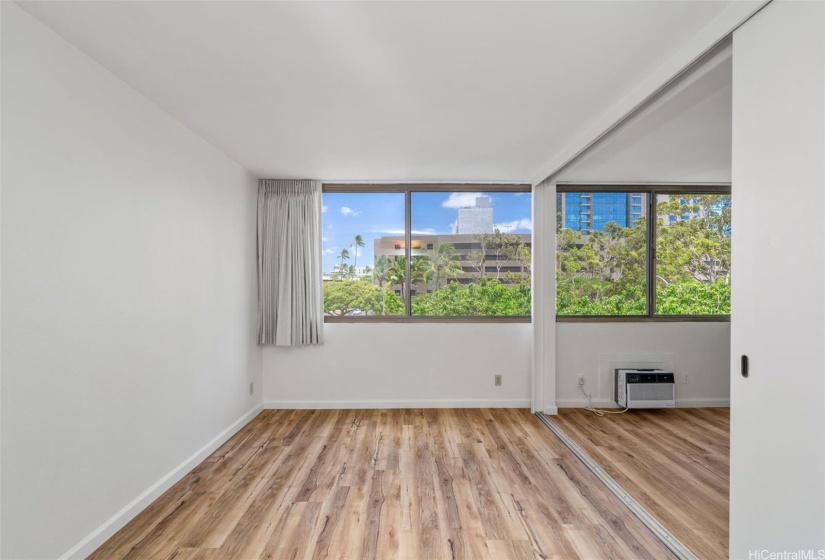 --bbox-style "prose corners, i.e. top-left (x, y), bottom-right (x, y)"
top-left (614, 369), bottom-right (675, 409)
